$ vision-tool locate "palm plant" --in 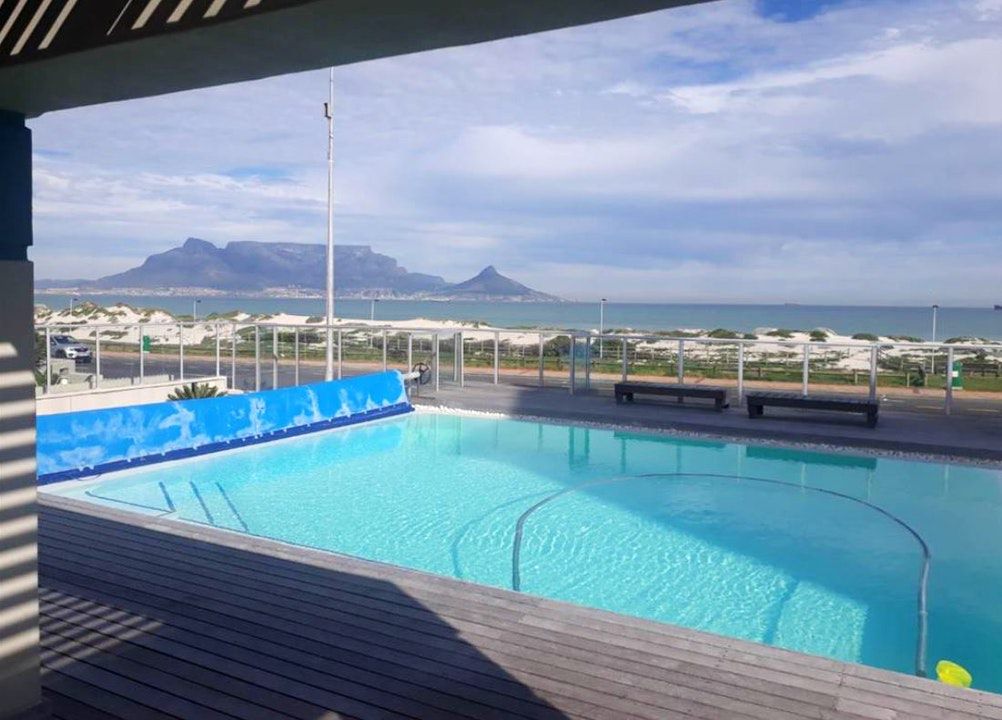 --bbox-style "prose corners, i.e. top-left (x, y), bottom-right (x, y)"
top-left (167, 382), bottom-right (226, 401)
